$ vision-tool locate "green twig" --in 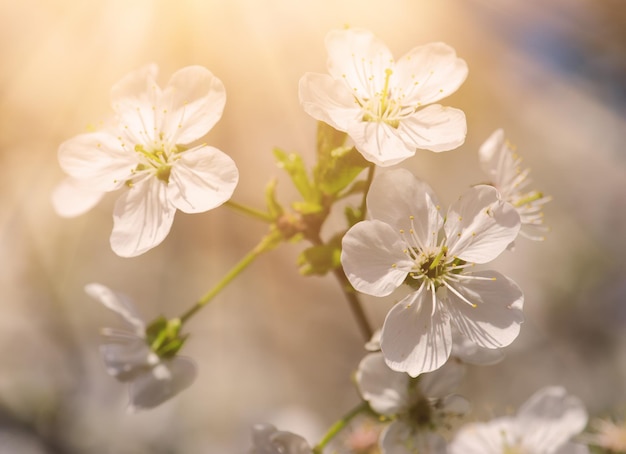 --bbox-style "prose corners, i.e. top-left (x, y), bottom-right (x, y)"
top-left (225, 200), bottom-right (273, 222)
top-left (313, 401), bottom-right (370, 454)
